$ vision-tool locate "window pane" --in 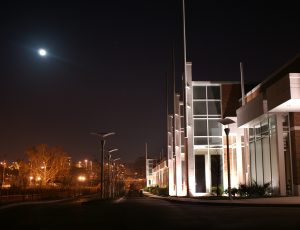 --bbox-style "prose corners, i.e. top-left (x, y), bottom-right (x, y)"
top-left (209, 137), bottom-right (222, 145)
top-left (262, 137), bottom-right (271, 184)
top-left (261, 120), bottom-right (269, 134)
top-left (193, 101), bottom-right (206, 115)
top-left (208, 101), bottom-right (221, 115)
top-left (250, 142), bottom-right (256, 182)
top-left (249, 128), bottom-right (255, 141)
top-left (195, 149), bottom-right (208, 155)
top-left (194, 137), bottom-right (208, 145)
top-left (255, 124), bottom-right (261, 139)
top-left (193, 86), bottom-right (206, 99)
top-left (207, 86), bottom-right (220, 99)
top-left (194, 120), bottom-right (207, 136)
top-left (195, 155), bottom-right (206, 192)
top-left (208, 120), bottom-right (222, 136)
top-left (255, 140), bottom-right (263, 185)
top-left (270, 132), bottom-right (279, 191)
